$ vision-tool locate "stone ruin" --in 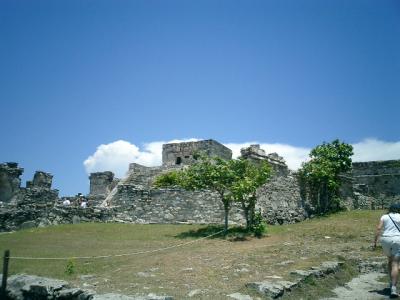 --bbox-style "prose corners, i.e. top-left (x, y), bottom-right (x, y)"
top-left (1, 139), bottom-right (400, 232)
top-left (162, 139), bottom-right (232, 166)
